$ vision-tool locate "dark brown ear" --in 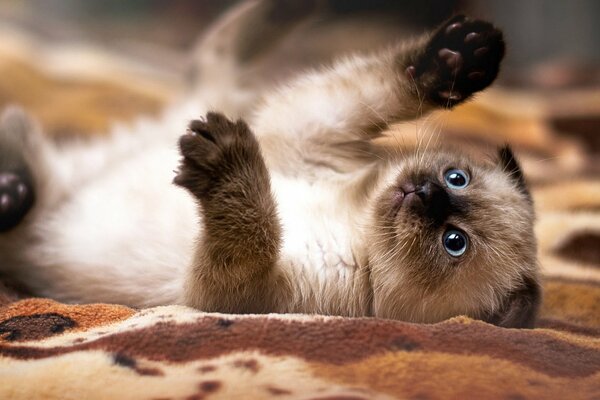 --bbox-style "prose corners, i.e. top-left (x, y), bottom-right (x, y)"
top-left (497, 145), bottom-right (531, 202)
top-left (484, 276), bottom-right (542, 329)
